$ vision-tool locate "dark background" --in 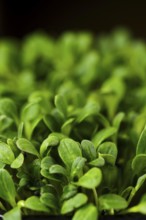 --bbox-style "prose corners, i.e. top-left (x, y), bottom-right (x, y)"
top-left (0, 0), bottom-right (146, 39)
